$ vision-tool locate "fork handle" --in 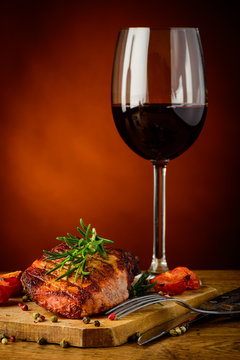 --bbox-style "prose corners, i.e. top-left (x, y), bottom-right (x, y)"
top-left (168, 298), bottom-right (240, 315)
